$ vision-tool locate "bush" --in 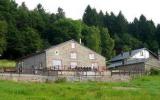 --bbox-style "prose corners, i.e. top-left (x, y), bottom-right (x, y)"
top-left (54, 77), bottom-right (66, 83)
top-left (150, 68), bottom-right (160, 75)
